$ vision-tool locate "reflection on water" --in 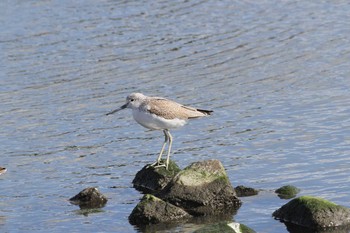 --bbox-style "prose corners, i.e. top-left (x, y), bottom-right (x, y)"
top-left (1, 0), bottom-right (350, 232)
